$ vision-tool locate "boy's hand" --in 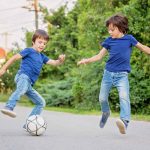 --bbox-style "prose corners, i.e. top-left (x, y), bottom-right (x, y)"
top-left (0, 68), bottom-right (6, 77)
top-left (77, 58), bottom-right (89, 65)
top-left (58, 54), bottom-right (65, 64)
